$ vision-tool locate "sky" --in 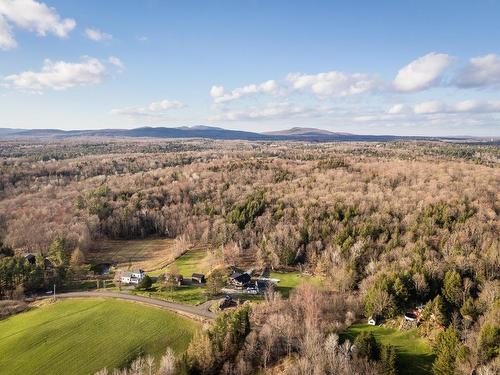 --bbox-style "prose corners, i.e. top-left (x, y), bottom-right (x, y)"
top-left (1, 0), bottom-right (500, 136)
